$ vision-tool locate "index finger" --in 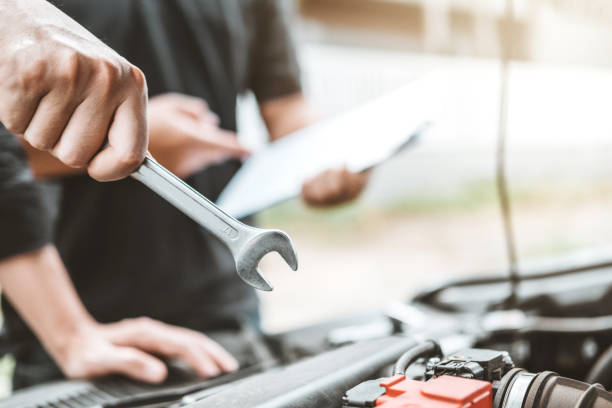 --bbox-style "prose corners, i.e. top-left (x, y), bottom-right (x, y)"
top-left (196, 127), bottom-right (251, 157)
